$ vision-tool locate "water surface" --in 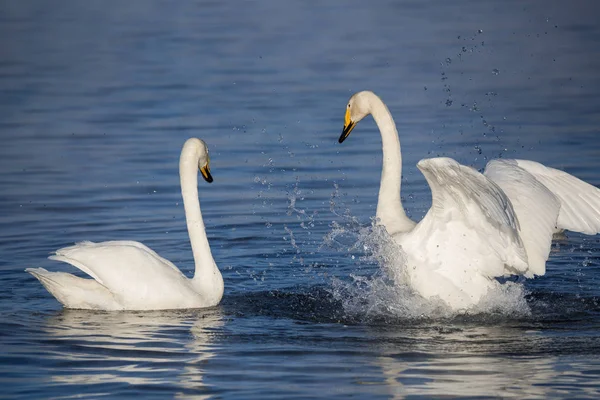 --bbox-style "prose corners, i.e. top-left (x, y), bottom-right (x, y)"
top-left (2, 0), bottom-right (600, 398)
